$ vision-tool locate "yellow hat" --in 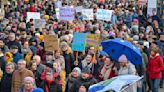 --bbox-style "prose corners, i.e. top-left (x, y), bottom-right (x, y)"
top-left (44, 15), bottom-right (49, 21)
top-left (5, 52), bottom-right (13, 63)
